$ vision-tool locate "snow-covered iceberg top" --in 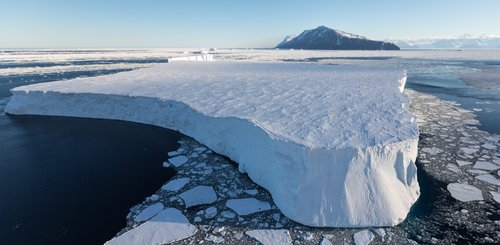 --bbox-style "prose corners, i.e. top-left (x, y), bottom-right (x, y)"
top-left (6, 61), bottom-right (420, 227)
